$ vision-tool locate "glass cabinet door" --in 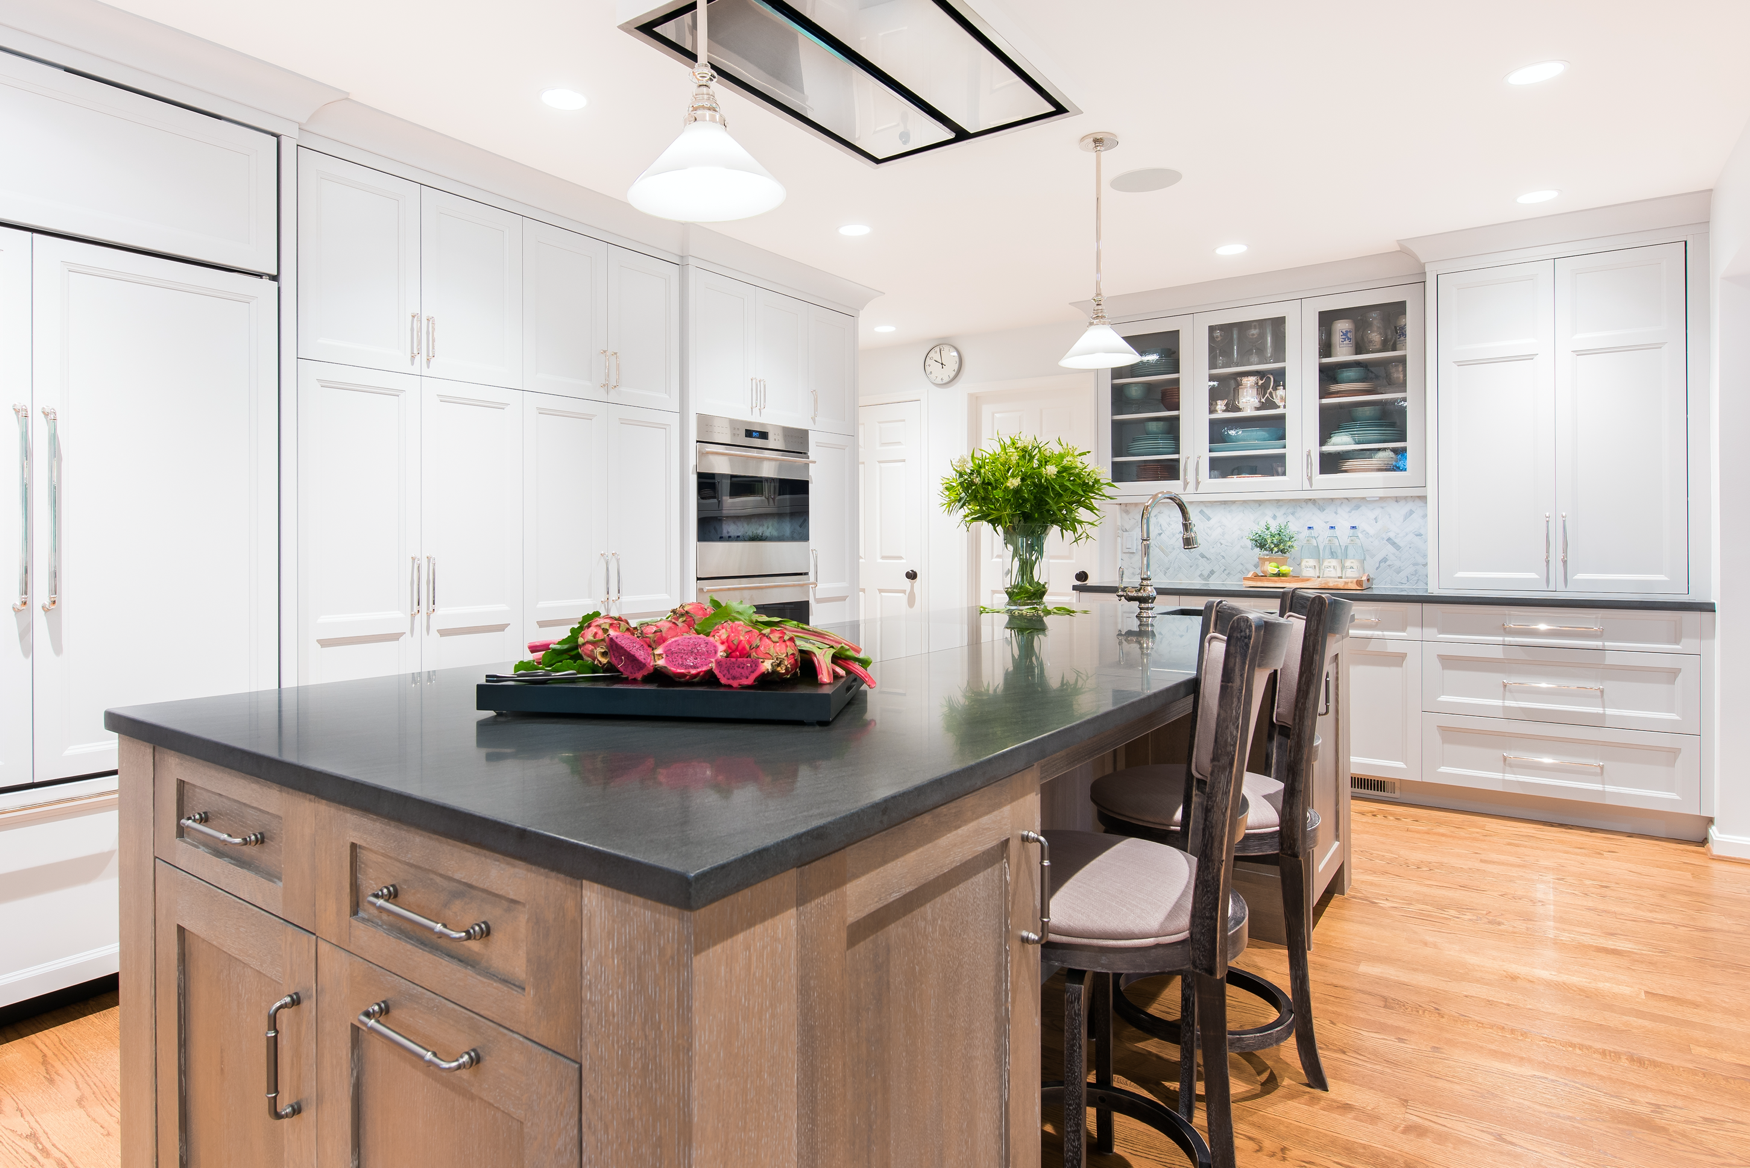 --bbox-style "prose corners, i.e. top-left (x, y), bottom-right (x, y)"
top-left (1191, 301), bottom-right (1300, 493)
top-left (1103, 324), bottom-right (1185, 495)
top-left (1304, 284), bottom-right (1424, 489)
